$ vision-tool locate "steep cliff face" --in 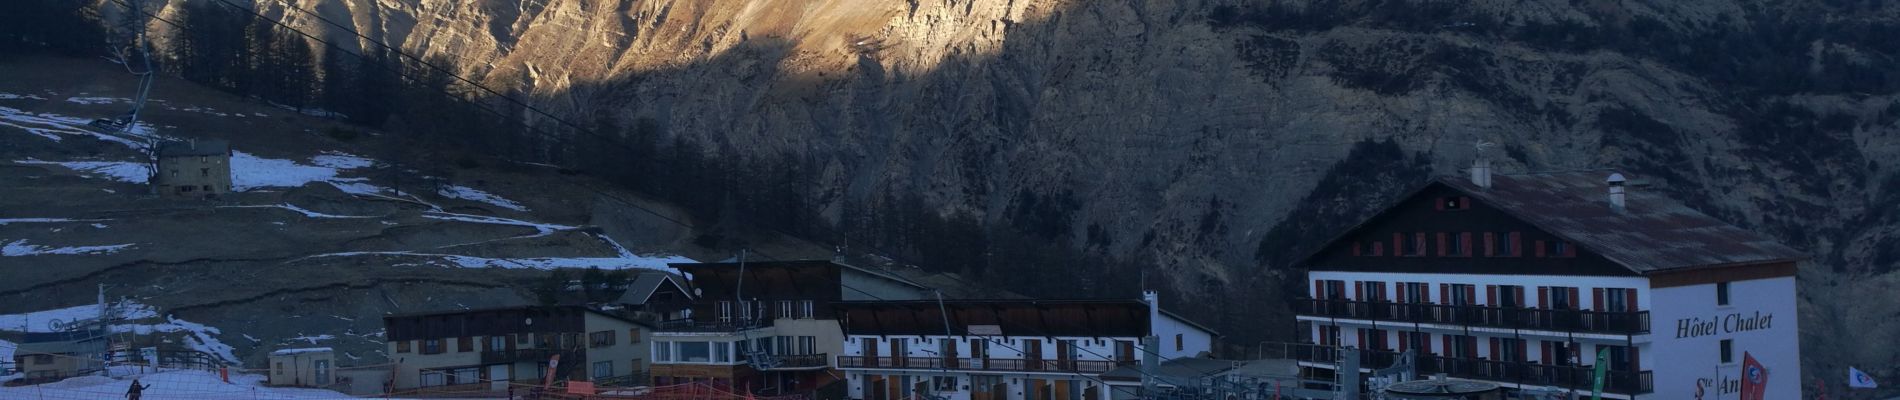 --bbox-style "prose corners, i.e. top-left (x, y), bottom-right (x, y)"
top-left (134, 0), bottom-right (1900, 388)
